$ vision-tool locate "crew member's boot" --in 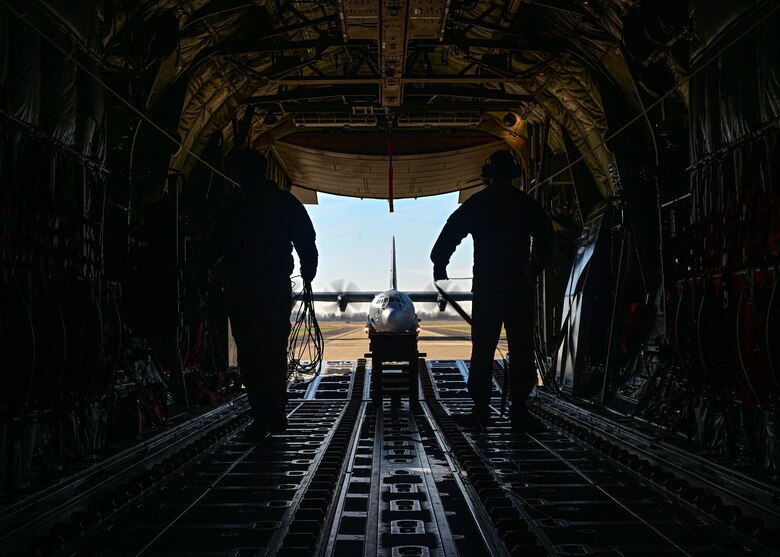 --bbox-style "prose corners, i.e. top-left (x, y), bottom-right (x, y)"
top-left (509, 403), bottom-right (545, 433)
